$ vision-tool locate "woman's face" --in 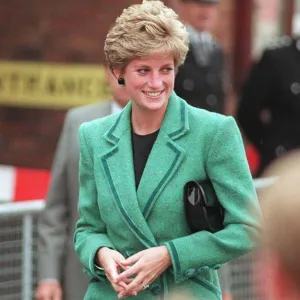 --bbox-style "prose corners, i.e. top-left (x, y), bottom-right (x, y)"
top-left (118, 53), bottom-right (175, 113)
